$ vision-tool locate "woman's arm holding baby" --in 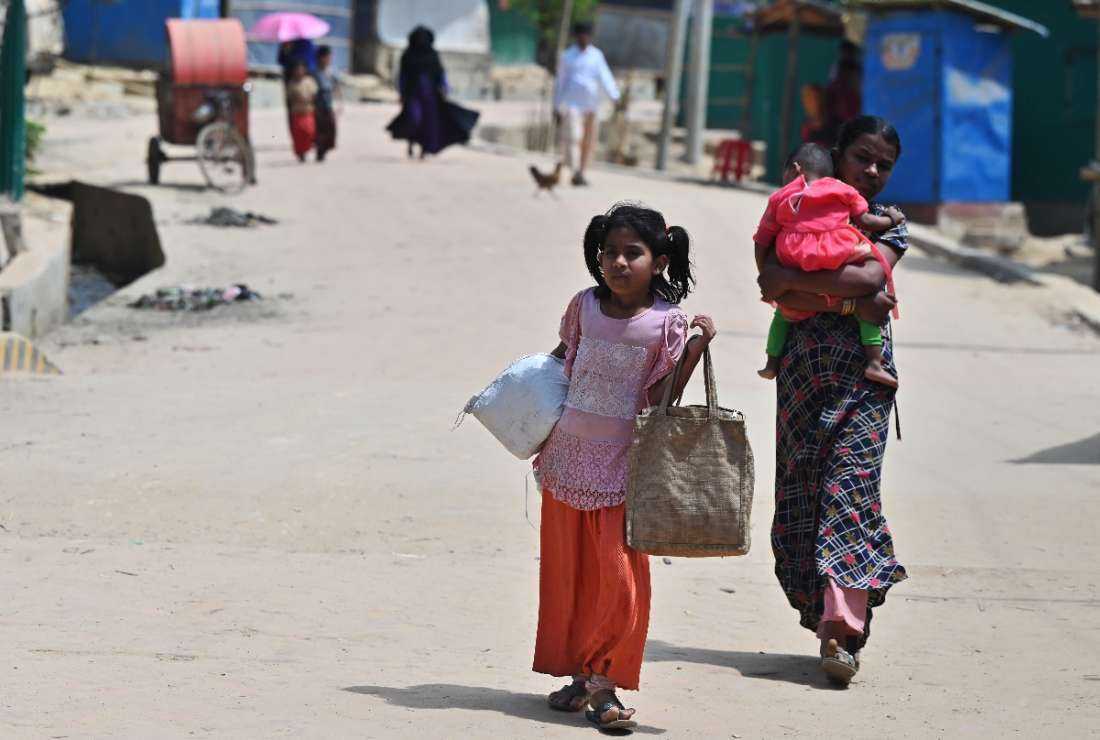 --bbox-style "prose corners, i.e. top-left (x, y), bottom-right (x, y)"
top-left (758, 243), bottom-right (903, 302)
top-left (778, 290), bottom-right (897, 324)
